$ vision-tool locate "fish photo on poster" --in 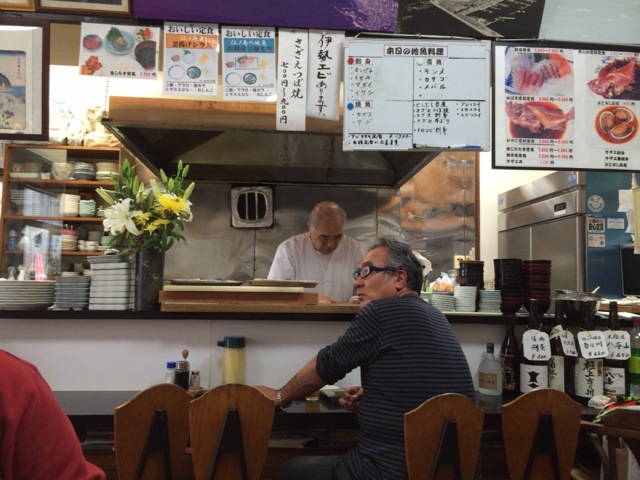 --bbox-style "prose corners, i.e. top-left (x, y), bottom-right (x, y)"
top-left (587, 53), bottom-right (640, 100)
top-left (505, 101), bottom-right (575, 140)
top-left (503, 48), bottom-right (574, 97)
